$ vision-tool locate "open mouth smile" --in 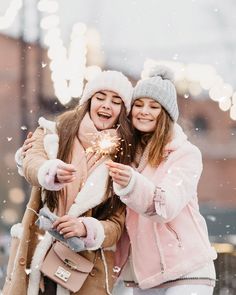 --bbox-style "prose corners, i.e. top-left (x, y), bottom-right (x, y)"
top-left (97, 112), bottom-right (112, 120)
